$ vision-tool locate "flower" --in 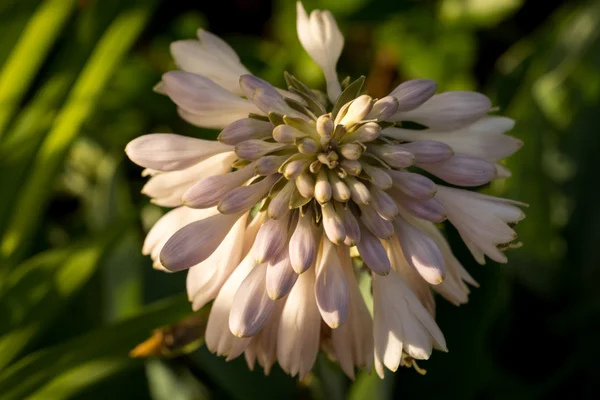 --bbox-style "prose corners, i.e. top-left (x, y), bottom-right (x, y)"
top-left (126, 1), bottom-right (525, 379)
